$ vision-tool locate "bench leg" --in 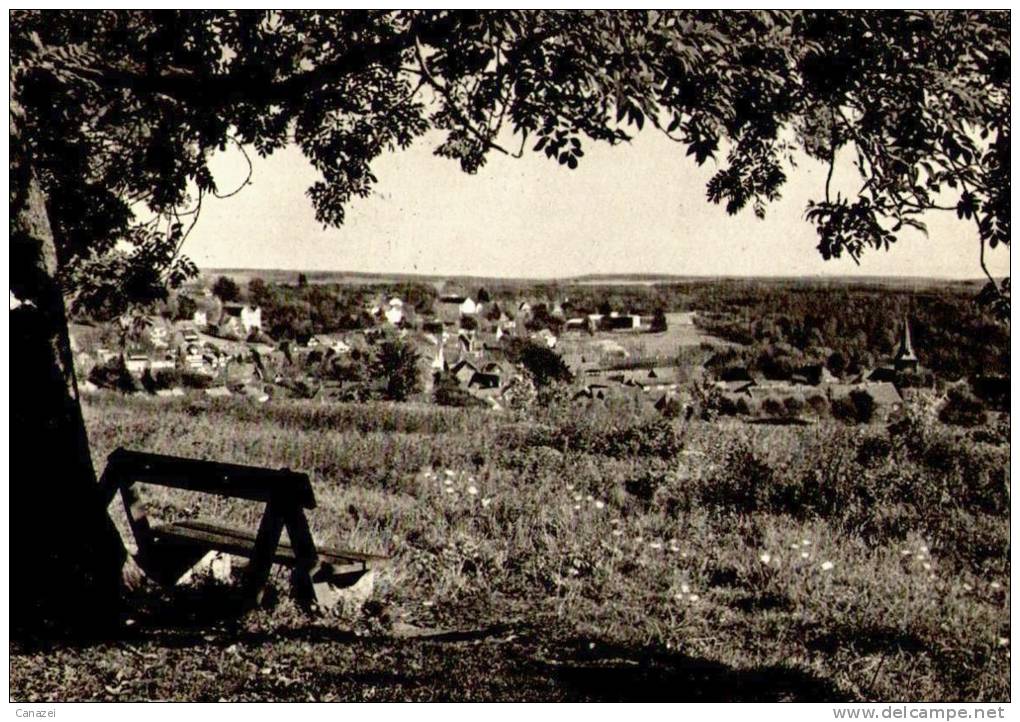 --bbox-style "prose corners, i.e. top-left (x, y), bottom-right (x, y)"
top-left (241, 502), bottom-right (285, 609)
top-left (281, 508), bottom-right (333, 609)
